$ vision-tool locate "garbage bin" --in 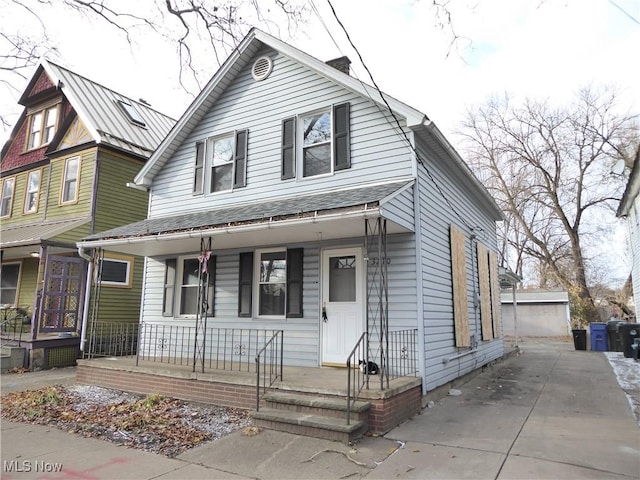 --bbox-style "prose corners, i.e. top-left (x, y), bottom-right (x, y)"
top-left (620, 323), bottom-right (640, 358)
top-left (589, 323), bottom-right (607, 351)
top-left (572, 329), bottom-right (587, 350)
top-left (607, 320), bottom-right (624, 351)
